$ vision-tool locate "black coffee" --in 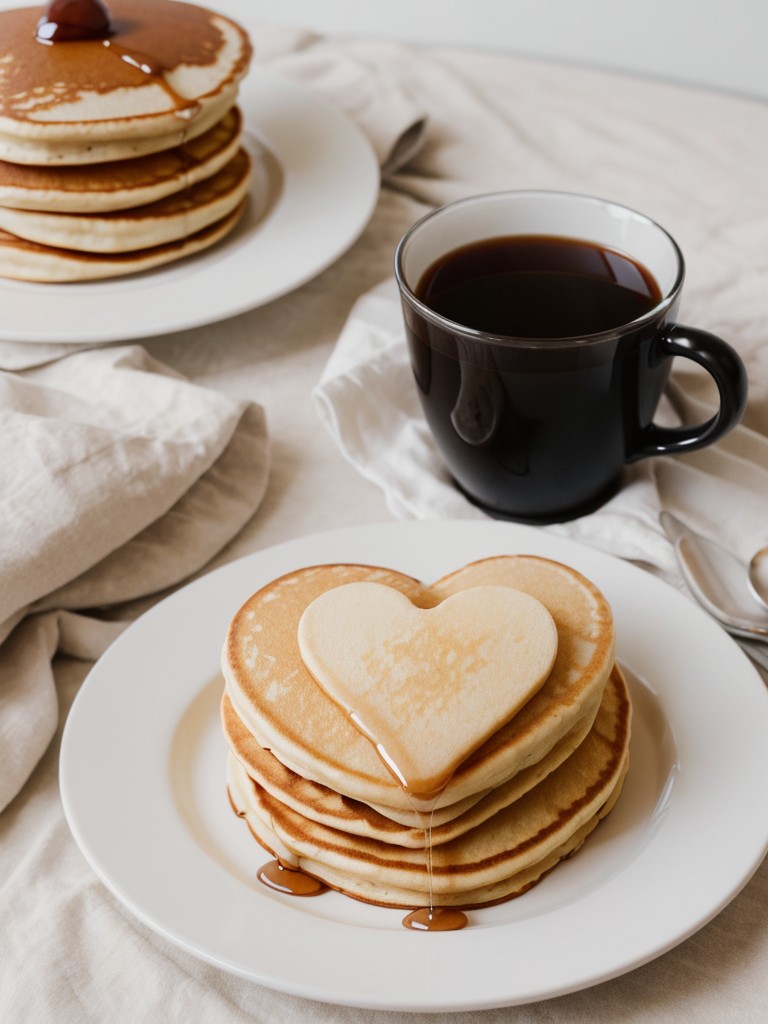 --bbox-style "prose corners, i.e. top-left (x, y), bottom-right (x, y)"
top-left (415, 235), bottom-right (661, 338)
top-left (403, 235), bottom-right (671, 522)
